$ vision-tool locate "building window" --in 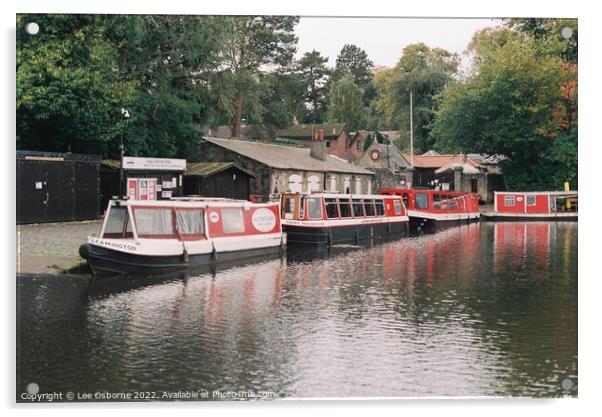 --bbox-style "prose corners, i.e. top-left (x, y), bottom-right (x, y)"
top-left (526, 195), bottom-right (536, 206)
top-left (325, 198), bottom-right (339, 218)
top-left (307, 197), bottom-right (322, 219)
top-left (356, 140), bottom-right (361, 151)
top-left (505, 196), bottom-right (516, 206)
top-left (222, 208), bottom-right (245, 233)
top-left (325, 140), bottom-right (331, 148)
